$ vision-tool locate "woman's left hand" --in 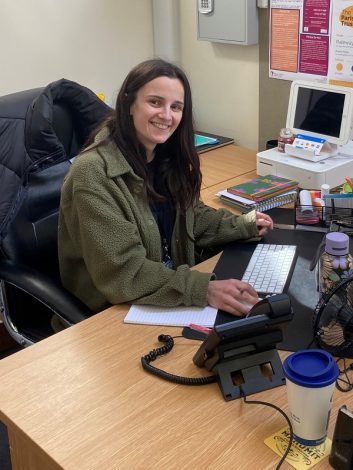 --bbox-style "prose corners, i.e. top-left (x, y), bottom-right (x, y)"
top-left (256, 211), bottom-right (274, 236)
